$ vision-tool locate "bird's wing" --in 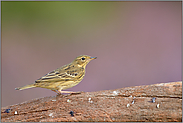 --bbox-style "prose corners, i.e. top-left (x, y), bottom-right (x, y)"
top-left (35, 65), bottom-right (84, 83)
